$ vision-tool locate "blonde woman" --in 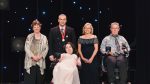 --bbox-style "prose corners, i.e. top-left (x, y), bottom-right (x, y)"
top-left (78, 23), bottom-right (100, 84)
top-left (24, 19), bottom-right (48, 84)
